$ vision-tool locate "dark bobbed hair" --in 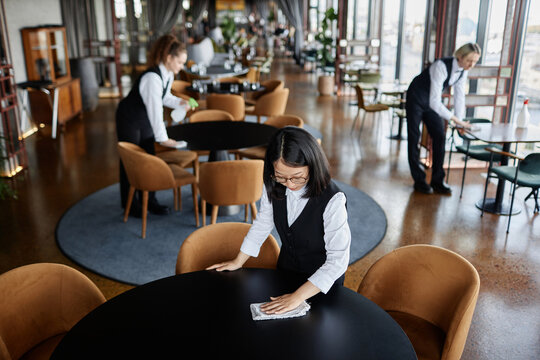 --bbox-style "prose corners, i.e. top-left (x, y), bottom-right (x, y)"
top-left (147, 34), bottom-right (186, 68)
top-left (264, 126), bottom-right (331, 201)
